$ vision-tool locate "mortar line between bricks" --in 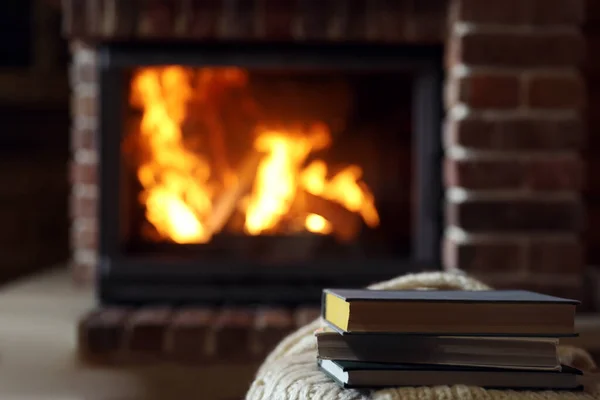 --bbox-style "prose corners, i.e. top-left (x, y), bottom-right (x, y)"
top-left (73, 84), bottom-right (98, 96)
top-left (73, 183), bottom-right (98, 198)
top-left (74, 149), bottom-right (98, 164)
top-left (453, 22), bottom-right (580, 36)
top-left (446, 187), bottom-right (580, 202)
top-left (448, 105), bottom-right (580, 120)
top-left (73, 218), bottom-right (96, 232)
top-left (445, 147), bottom-right (579, 160)
top-left (445, 226), bottom-right (579, 243)
top-left (451, 65), bottom-right (581, 77)
top-left (73, 116), bottom-right (98, 131)
top-left (73, 50), bottom-right (96, 65)
top-left (74, 248), bottom-right (97, 264)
